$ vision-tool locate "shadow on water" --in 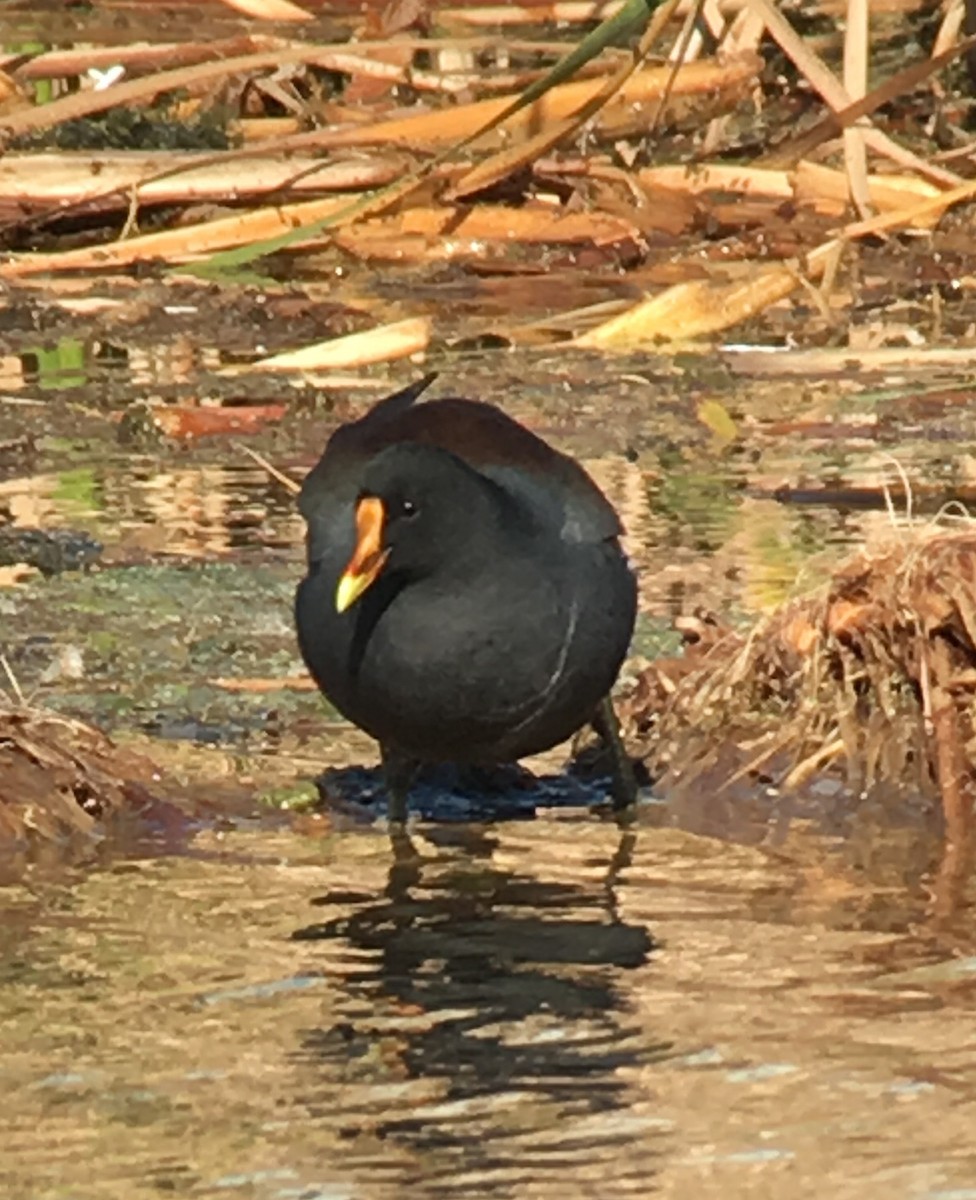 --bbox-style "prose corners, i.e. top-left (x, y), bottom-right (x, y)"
top-left (310, 759), bottom-right (642, 822)
top-left (291, 823), bottom-right (670, 1194)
